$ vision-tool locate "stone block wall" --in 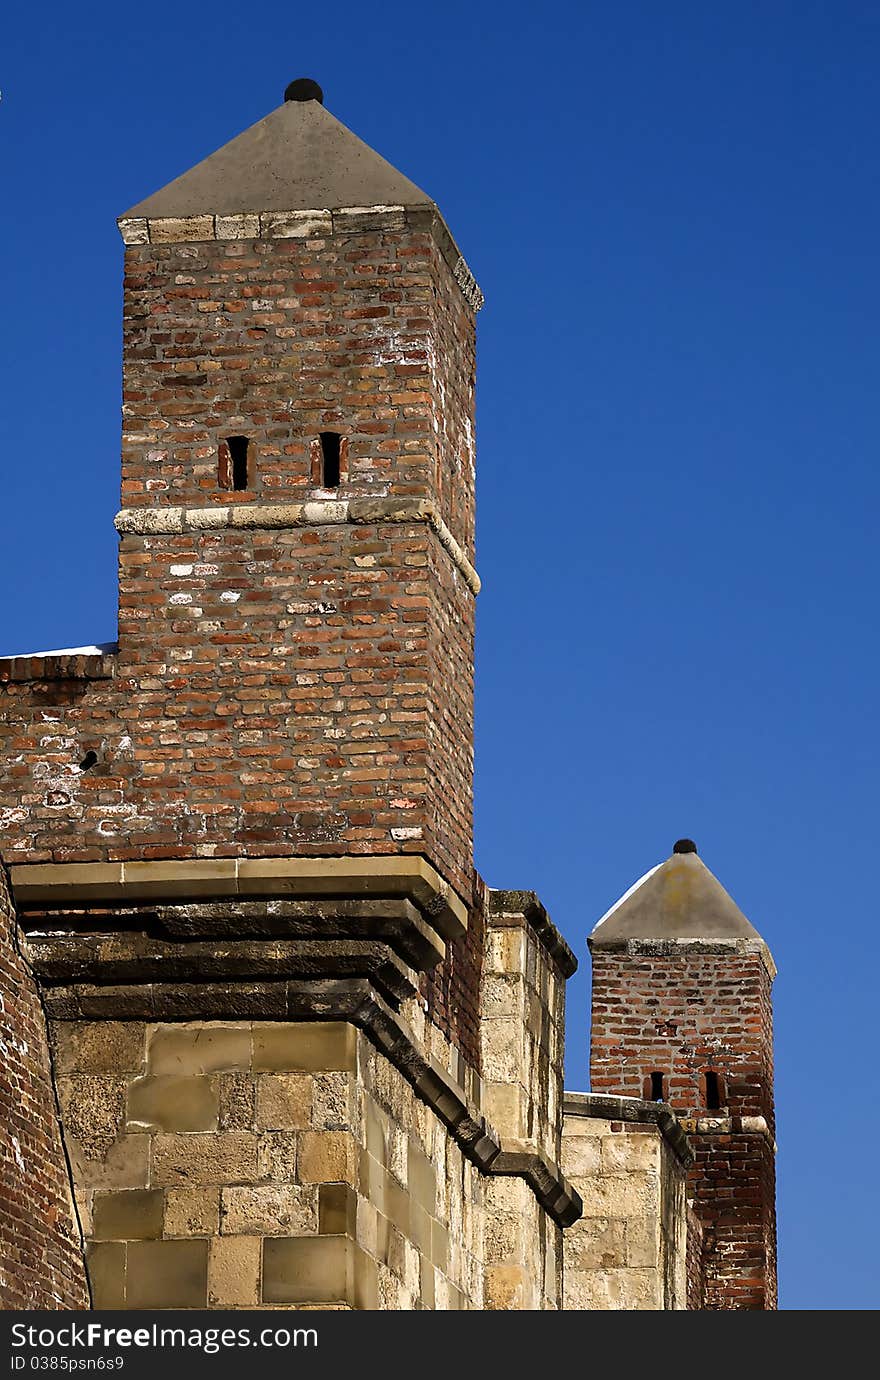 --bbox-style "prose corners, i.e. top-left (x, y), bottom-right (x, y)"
top-left (0, 866), bottom-right (88, 1308)
top-left (560, 1095), bottom-right (690, 1310)
top-left (51, 1016), bottom-right (568, 1310)
top-left (479, 891), bottom-right (575, 1165)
